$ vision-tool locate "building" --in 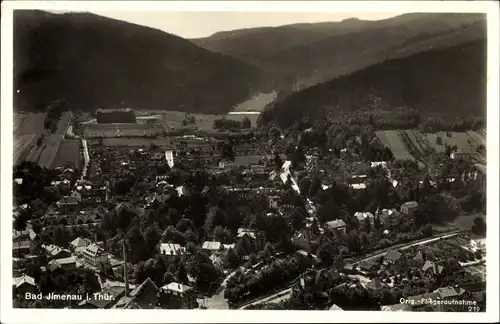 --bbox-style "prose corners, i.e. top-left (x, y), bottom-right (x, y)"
top-left (450, 151), bottom-right (470, 161)
top-left (56, 195), bottom-right (80, 213)
top-left (401, 201), bottom-right (418, 215)
top-left (175, 186), bottom-right (190, 197)
top-left (13, 275), bottom-right (36, 295)
top-left (469, 238), bottom-right (486, 255)
top-left (202, 241), bottom-right (221, 254)
top-left (159, 282), bottom-right (198, 309)
top-left (365, 278), bottom-right (386, 291)
top-left (268, 195), bottom-right (280, 209)
top-left (113, 278), bottom-right (159, 309)
top-left (12, 230), bottom-right (36, 258)
top-left (83, 243), bottom-right (109, 268)
top-left (237, 228), bottom-right (256, 240)
top-left (381, 304), bottom-right (412, 312)
top-left (325, 219), bottom-right (347, 235)
top-left (96, 108), bottom-right (136, 124)
top-left (383, 250), bottom-right (402, 265)
top-left (354, 212), bottom-right (375, 226)
top-left (358, 260), bottom-right (375, 273)
top-left (70, 237), bottom-right (91, 255)
top-left (43, 244), bottom-right (72, 260)
top-left (218, 158), bottom-right (234, 169)
top-left (158, 243), bottom-right (186, 261)
top-left (48, 256), bottom-right (78, 270)
top-left (422, 260), bottom-right (445, 277)
top-left (377, 208), bottom-right (401, 228)
top-left (328, 304), bottom-right (344, 311)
